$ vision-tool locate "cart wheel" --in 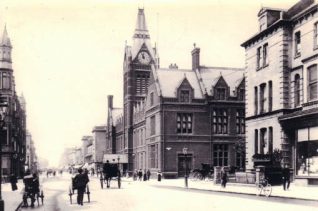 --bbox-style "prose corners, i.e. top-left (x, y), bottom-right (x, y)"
top-left (264, 184), bottom-right (272, 197)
